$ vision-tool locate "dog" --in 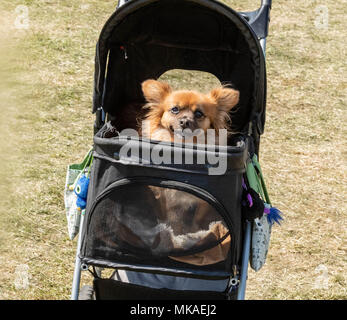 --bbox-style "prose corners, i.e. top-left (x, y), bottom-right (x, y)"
top-left (140, 79), bottom-right (239, 143)
top-left (139, 79), bottom-right (239, 265)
